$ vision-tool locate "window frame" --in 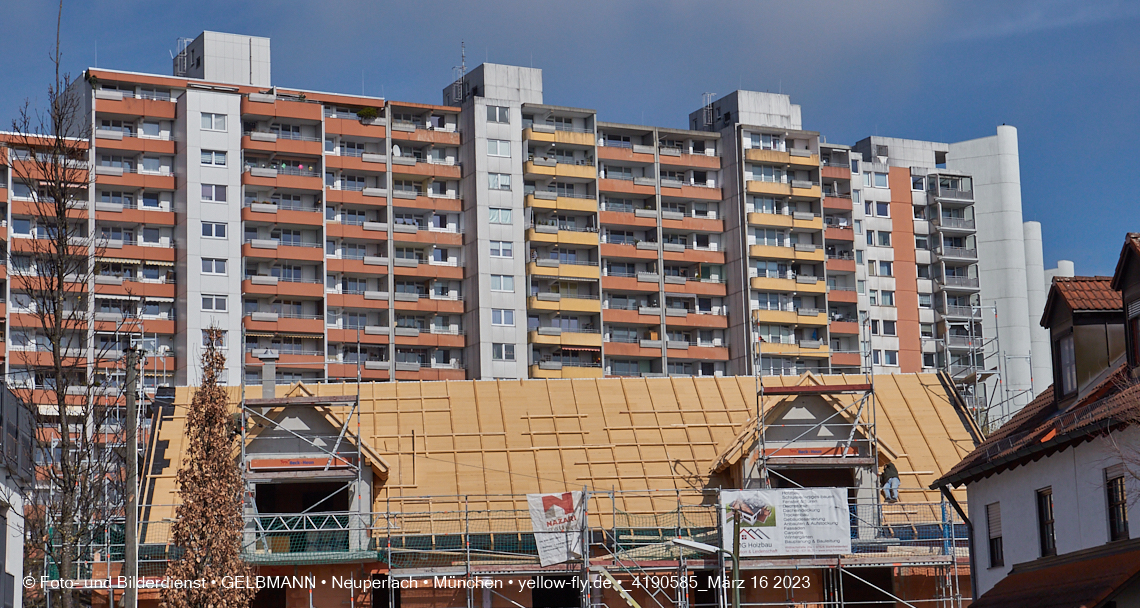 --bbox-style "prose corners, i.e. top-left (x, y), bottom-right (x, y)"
top-left (1036, 487), bottom-right (1057, 557)
top-left (200, 113), bottom-right (227, 131)
top-left (986, 502), bottom-right (1004, 568)
top-left (201, 222), bottom-right (227, 239)
top-left (1107, 471), bottom-right (1130, 541)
